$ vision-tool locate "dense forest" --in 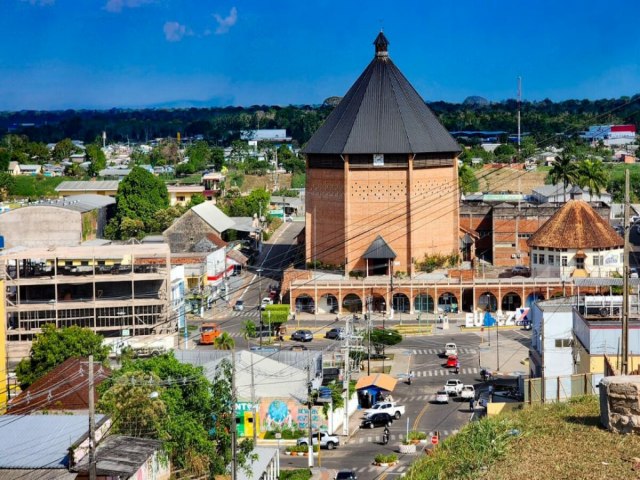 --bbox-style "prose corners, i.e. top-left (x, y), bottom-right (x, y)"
top-left (2, 95), bottom-right (639, 148)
